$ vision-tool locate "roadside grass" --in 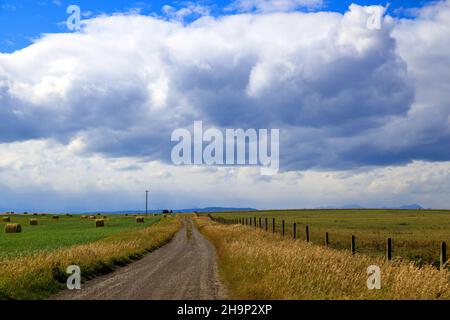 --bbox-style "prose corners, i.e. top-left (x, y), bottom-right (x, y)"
top-left (0, 214), bottom-right (162, 260)
top-left (0, 216), bottom-right (181, 300)
top-left (207, 209), bottom-right (450, 265)
top-left (196, 217), bottom-right (450, 300)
